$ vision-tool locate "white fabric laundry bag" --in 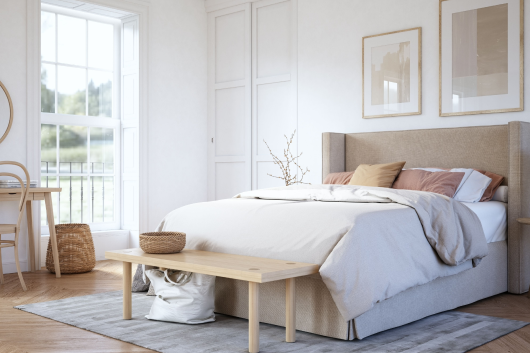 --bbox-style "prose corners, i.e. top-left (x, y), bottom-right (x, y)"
top-left (145, 269), bottom-right (216, 324)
